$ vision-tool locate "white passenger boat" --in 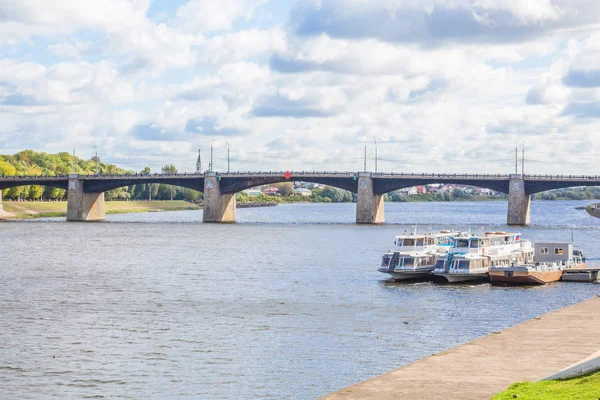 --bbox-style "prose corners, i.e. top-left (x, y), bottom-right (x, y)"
top-left (433, 232), bottom-right (532, 283)
top-left (378, 231), bottom-right (458, 280)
